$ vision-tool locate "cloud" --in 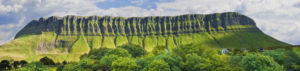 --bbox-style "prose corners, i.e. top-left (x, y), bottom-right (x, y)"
top-left (0, 0), bottom-right (300, 45)
top-left (0, 0), bottom-right (107, 44)
top-left (0, 0), bottom-right (24, 15)
top-left (237, 0), bottom-right (300, 45)
top-left (156, 0), bottom-right (300, 45)
top-left (157, 0), bottom-right (241, 14)
top-left (0, 16), bottom-right (25, 45)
